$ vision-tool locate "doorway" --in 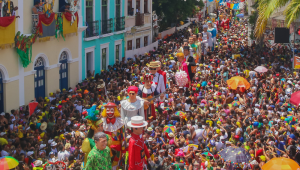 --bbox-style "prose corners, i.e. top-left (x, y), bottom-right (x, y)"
top-left (86, 52), bottom-right (93, 77)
